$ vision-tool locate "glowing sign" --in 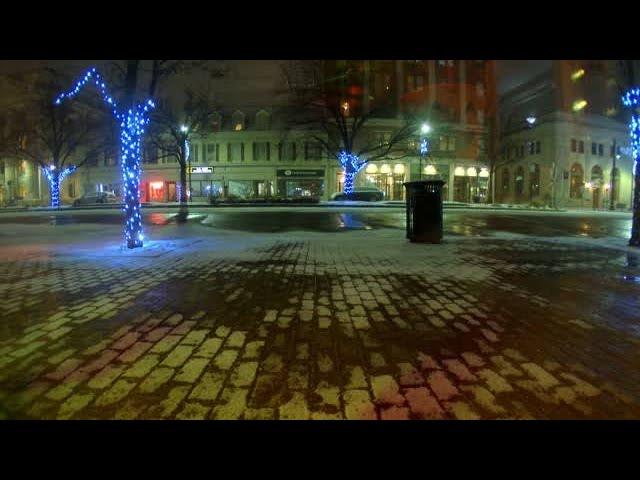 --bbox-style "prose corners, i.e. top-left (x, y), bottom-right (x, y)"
top-left (190, 166), bottom-right (213, 174)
